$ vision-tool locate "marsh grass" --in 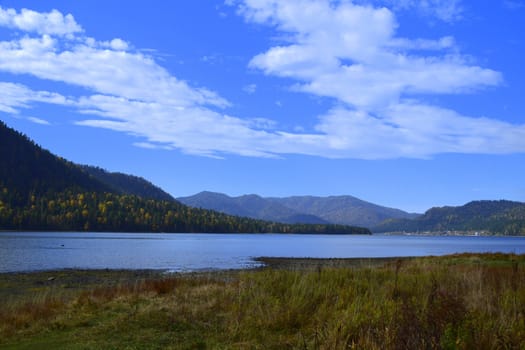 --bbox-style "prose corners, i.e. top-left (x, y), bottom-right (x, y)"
top-left (1, 253), bottom-right (524, 349)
